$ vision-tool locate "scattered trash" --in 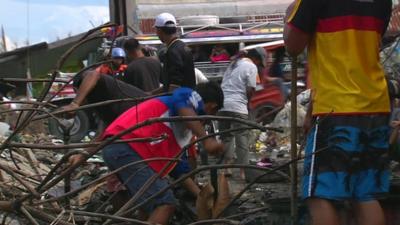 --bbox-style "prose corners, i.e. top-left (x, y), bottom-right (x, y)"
top-left (0, 122), bottom-right (11, 137)
top-left (270, 102), bottom-right (306, 129)
top-left (256, 158), bottom-right (273, 168)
